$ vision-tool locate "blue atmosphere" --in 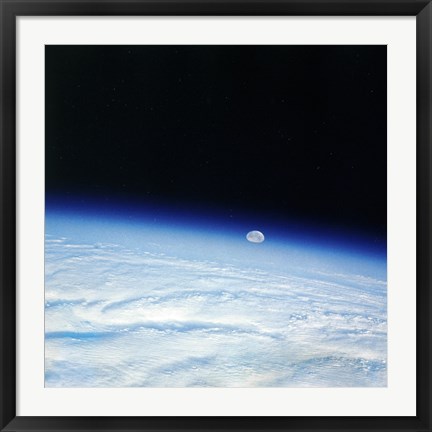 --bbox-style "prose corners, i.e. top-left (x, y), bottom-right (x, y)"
top-left (45, 197), bottom-right (387, 388)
